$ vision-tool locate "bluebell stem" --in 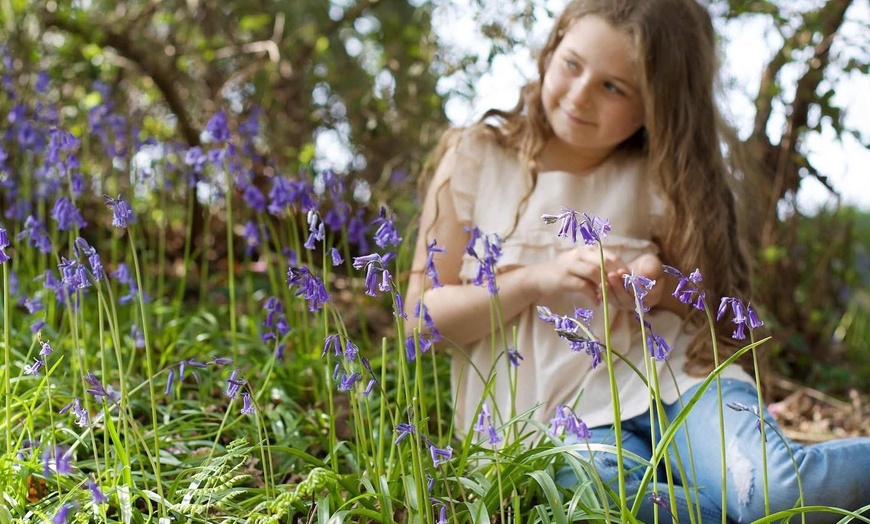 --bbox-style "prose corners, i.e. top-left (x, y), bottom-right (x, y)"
top-left (549, 405), bottom-right (592, 440)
